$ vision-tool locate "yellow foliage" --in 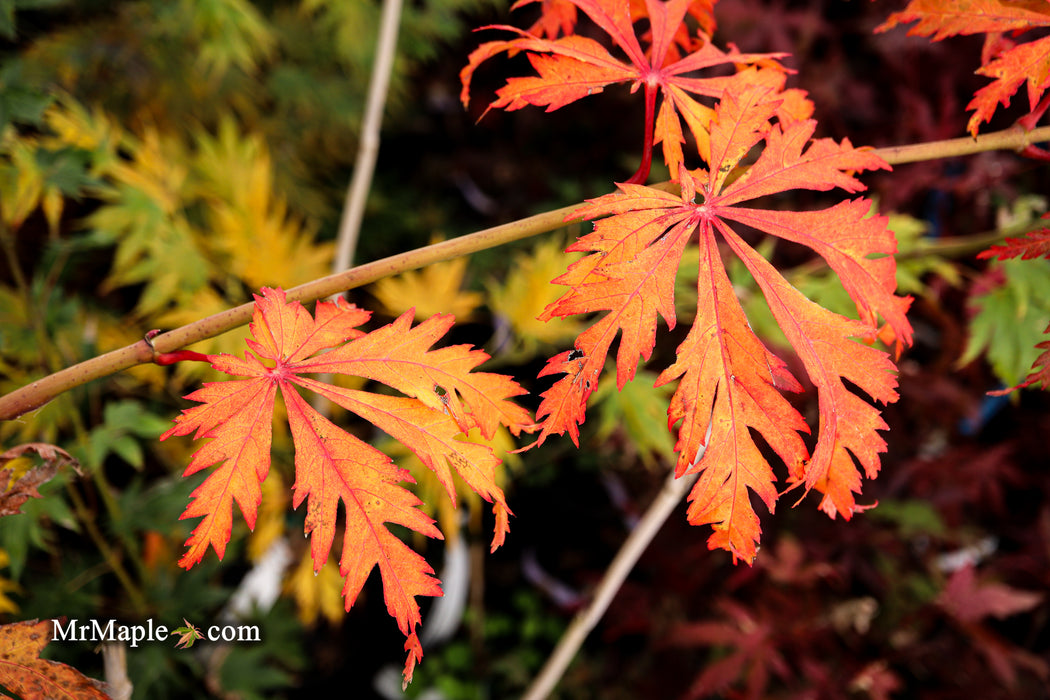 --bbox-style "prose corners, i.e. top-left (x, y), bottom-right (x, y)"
top-left (248, 470), bottom-right (288, 562)
top-left (1, 457), bottom-right (33, 482)
top-left (0, 549), bottom-right (22, 615)
top-left (0, 133), bottom-right (45, 231)
top-left (371, 243), bottom-right (484, 321)
top-left (1, 94), bottom-right (118, 235)
top-left (43, 95), bottom-right (122, 160)
top-left (207, 196), bottom-right (332, 290)
top-left (285, 550), bottom-right (345, 627)
top-left (487, 235), bottom-right (583, 354)
top-left (193, 120), bottom-right (333, 290)
top-left (106, 128), bottom-right (188, 217)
